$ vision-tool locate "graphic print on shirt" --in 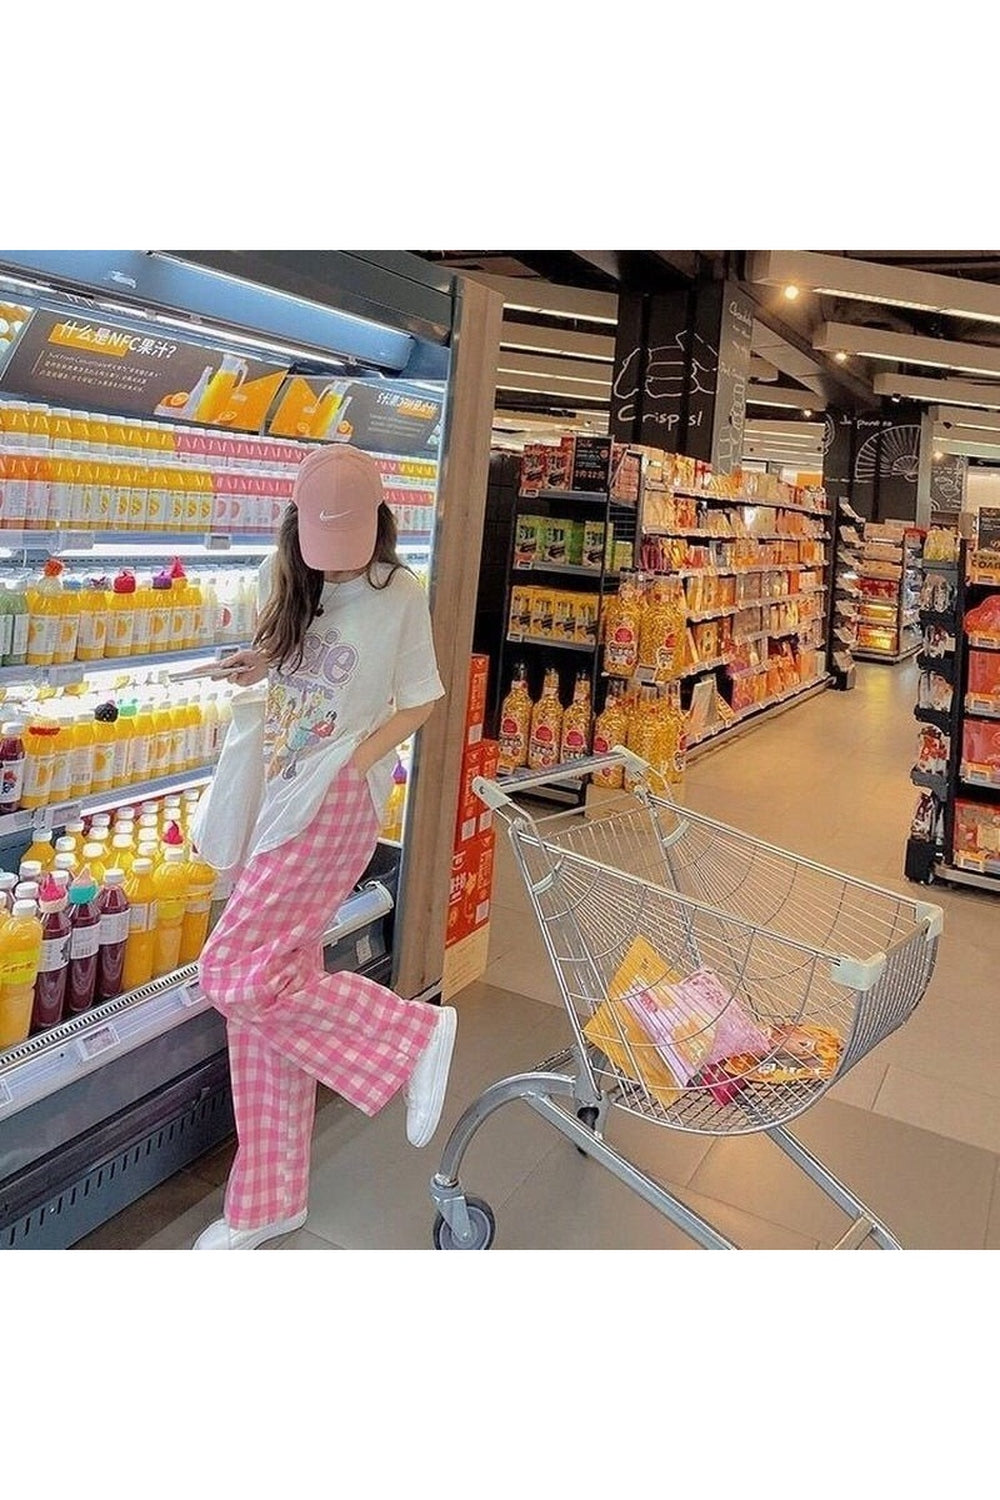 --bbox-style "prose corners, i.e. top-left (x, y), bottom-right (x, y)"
top-left (265, 628), bottom-right (359, 782)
